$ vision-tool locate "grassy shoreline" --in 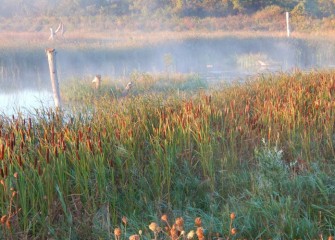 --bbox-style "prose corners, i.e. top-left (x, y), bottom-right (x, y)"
top-left (0, 70), bottom-right (335, 238)
top-left (1, 30), bottom-right (335, 50)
